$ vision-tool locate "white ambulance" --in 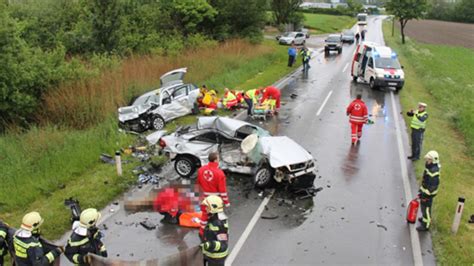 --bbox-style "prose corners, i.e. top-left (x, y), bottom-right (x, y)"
top-left (351, 42), bottom-right (405, 91)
